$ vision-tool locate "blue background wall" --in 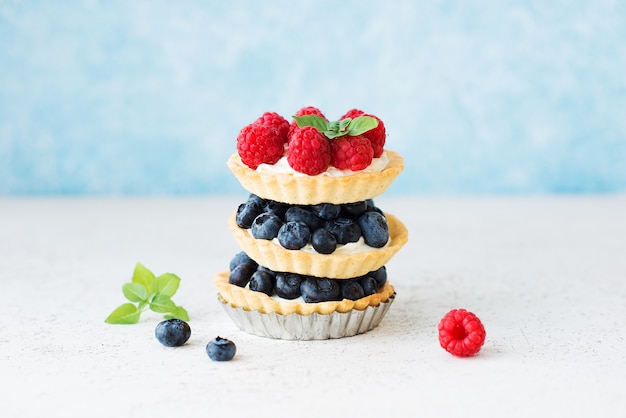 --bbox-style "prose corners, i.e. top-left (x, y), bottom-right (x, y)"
top-left (1, 0), bottom-right (625, 195)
